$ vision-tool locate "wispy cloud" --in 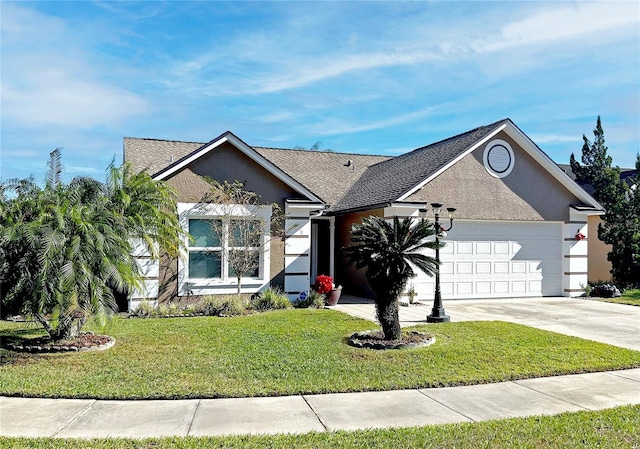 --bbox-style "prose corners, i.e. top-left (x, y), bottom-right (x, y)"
top-left (474, 2), bottom-right (639, 53)
top-left (308, 106), bottom-right (436, 136)
top-left (529, 134), bottom-right (582, 144)
top-left (1, 3), bottom-right (149, 129)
